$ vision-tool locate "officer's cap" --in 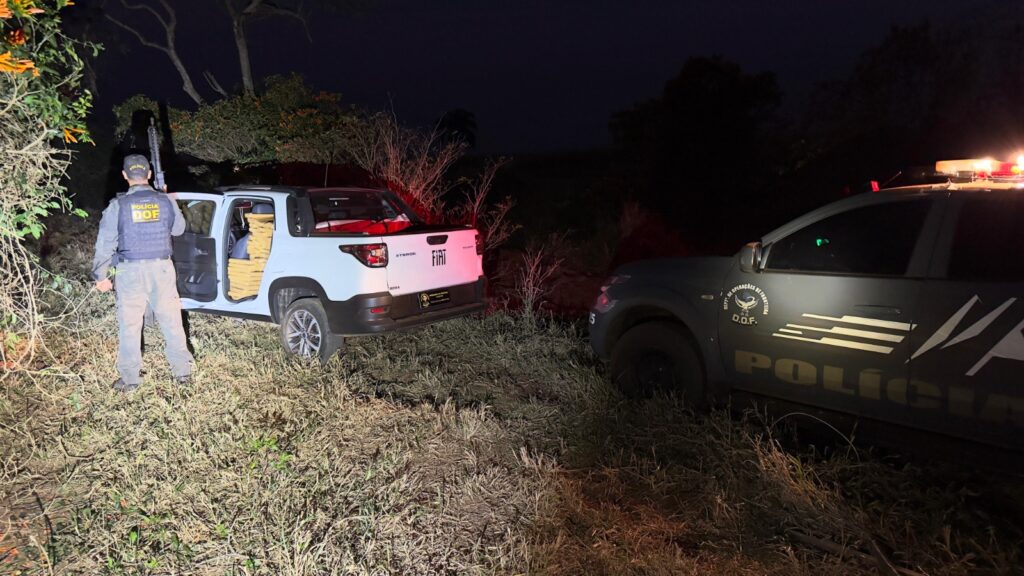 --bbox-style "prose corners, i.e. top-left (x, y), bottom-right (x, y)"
top-left (123, 154), bottom-right (151, 181)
